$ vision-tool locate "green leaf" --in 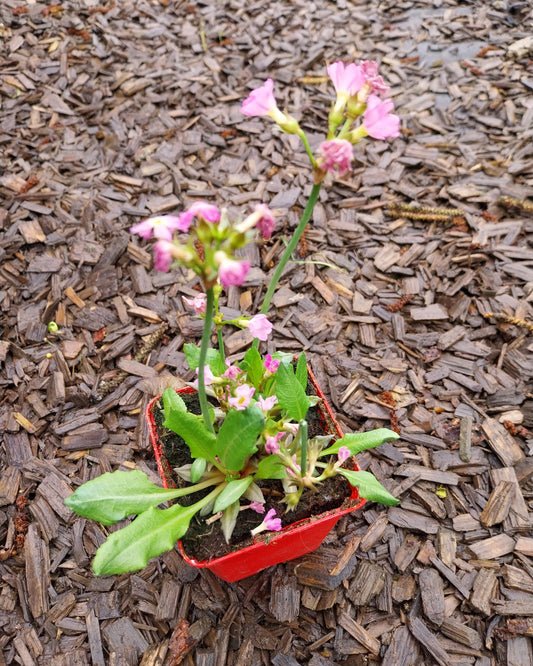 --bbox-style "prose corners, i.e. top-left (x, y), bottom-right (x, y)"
top-left (65, 470), bottom-right (189, 526)
top-left (275, 361), bottom-right (311, 421)
top-left (241, 347), bottom-right (264, 388)
top-left (162, 388), bottom-right (186, 416)
top-left (163, 408), bottom-right (217, 464)
top-left (295, 353), bottom-right (307, 390)
top-left (319, 429), bottom-right (400, 458)
top-left (213, 477), bottom-right (253, 513)
top-left (184, 343), bottom-right (225, 375)
top-left (92, 501), bottom-right (199, 575)
top-left (338, 469), bottom-right (400, 506)
top-left (254, 454), bottom-right (288, 480)
top-left (215, 406), bottom-right (264, 471)
top-left (190, 458), bottom-right (207, 483)
top-left (220, 501), bottom-right (240, 543)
